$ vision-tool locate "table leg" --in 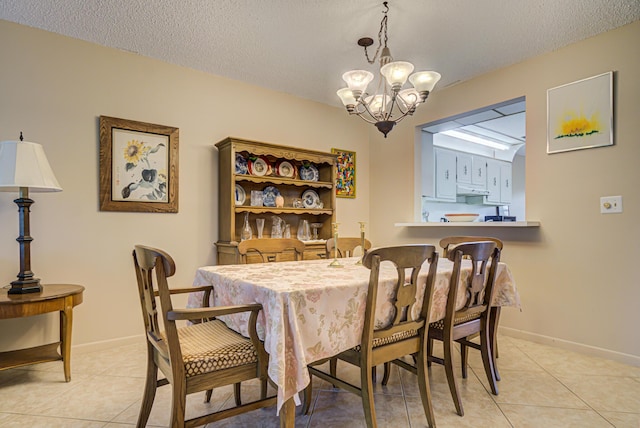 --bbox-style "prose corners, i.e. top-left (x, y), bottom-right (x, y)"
top-left (61, 295), bottom-right (74, 382)
top-left (279, 397), bottom-right (295, 428)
